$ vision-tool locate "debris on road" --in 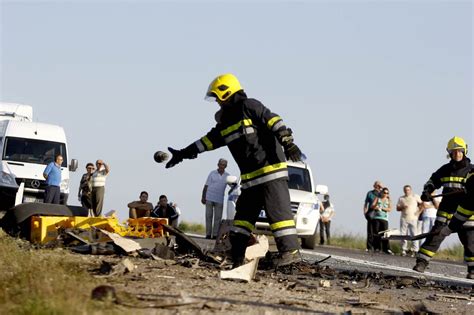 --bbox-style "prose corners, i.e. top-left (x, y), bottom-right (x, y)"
top-left (220, 235), bottom-right (269, 282)
top-left (91, 285), bottom-right (118, 303)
